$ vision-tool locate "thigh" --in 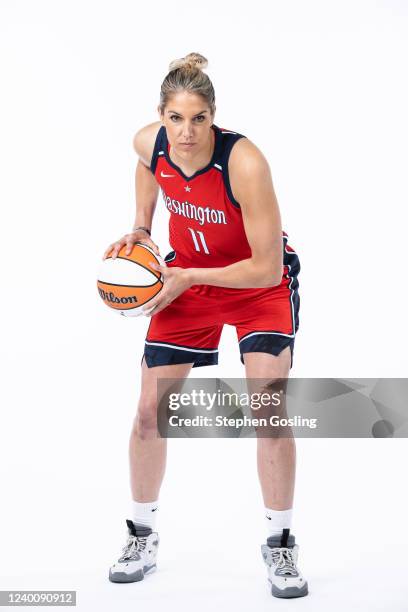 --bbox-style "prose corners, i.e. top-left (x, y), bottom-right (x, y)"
top-left (243, 346), bottom-right (292, 380)
top-left (135, 358), bottom-right (193, 435)
top-left (140, 356), bottom-right (194, 405)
